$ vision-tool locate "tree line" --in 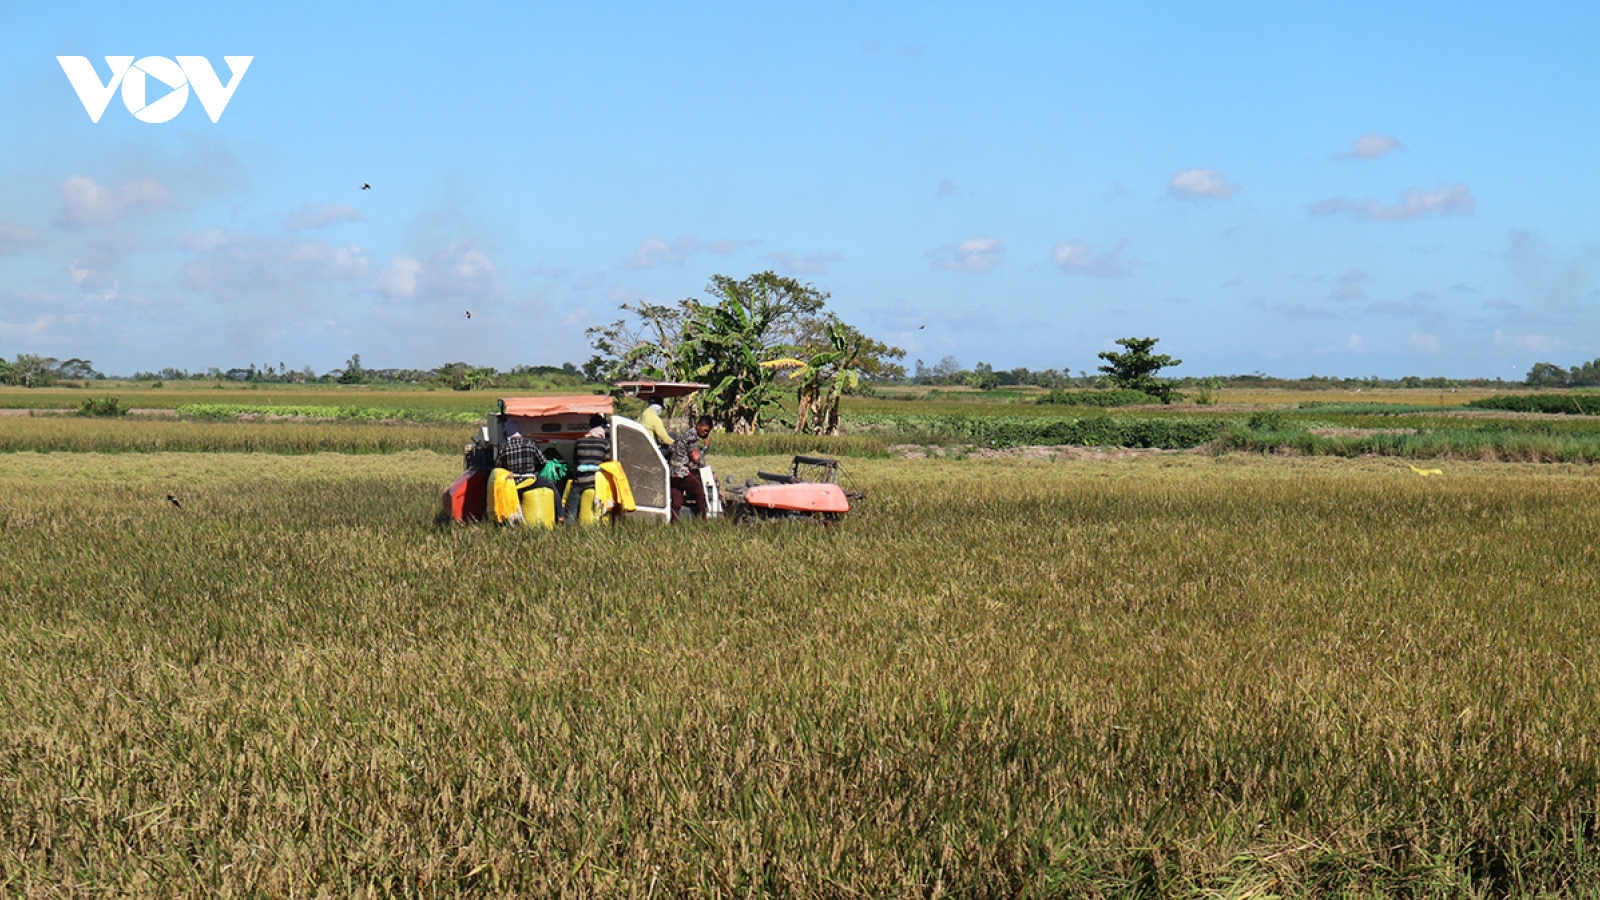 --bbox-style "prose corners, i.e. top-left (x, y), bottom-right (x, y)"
top-left (7, 279), bottom-right (1587, 414)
